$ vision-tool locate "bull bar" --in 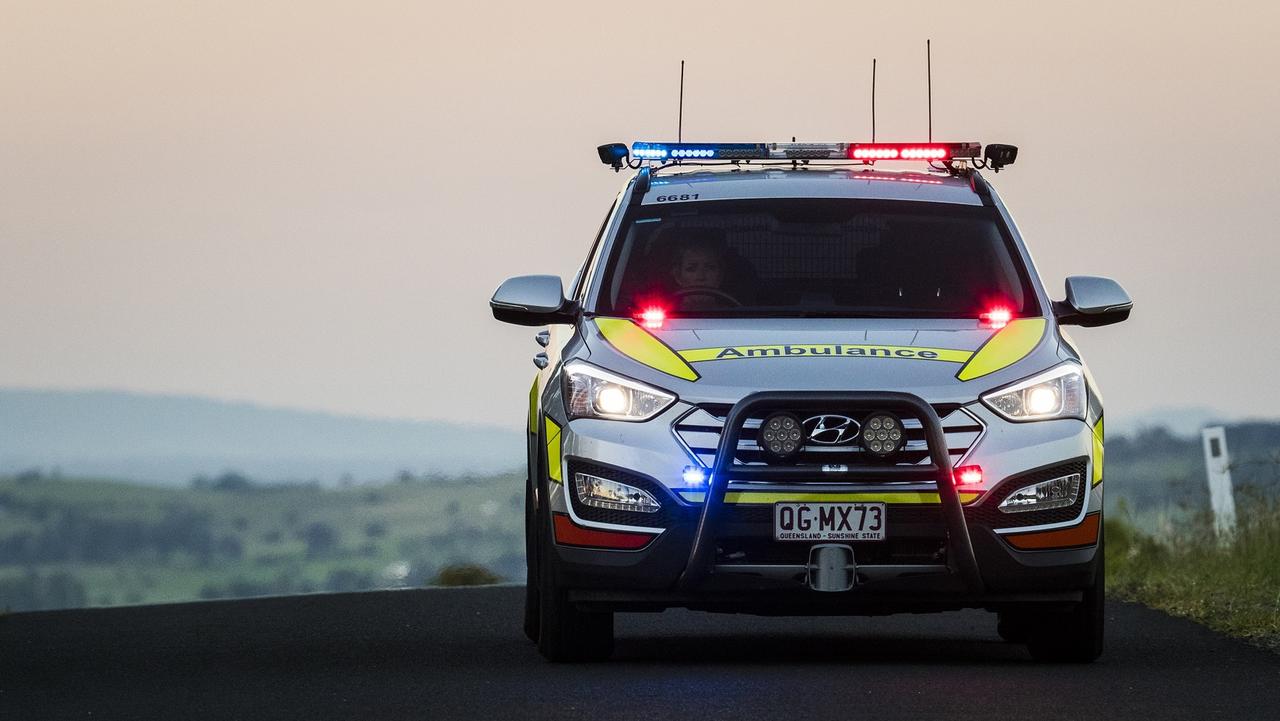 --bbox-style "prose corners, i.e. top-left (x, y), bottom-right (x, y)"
top-left (675, 391), bottom-right (985, 593)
